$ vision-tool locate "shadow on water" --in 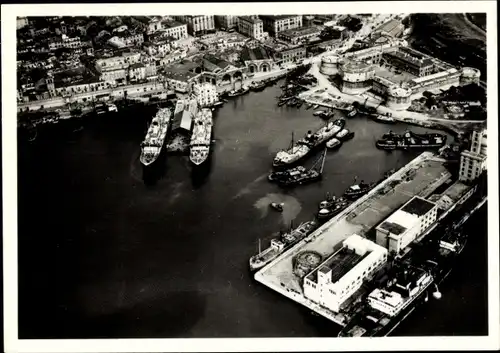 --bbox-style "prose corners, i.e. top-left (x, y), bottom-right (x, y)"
top-left (190, 152), bottom-right (214, 189)
top-left (53, 291), bottom-right (207, 339)
top-left (142, 153), bottom-right (168, 186)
